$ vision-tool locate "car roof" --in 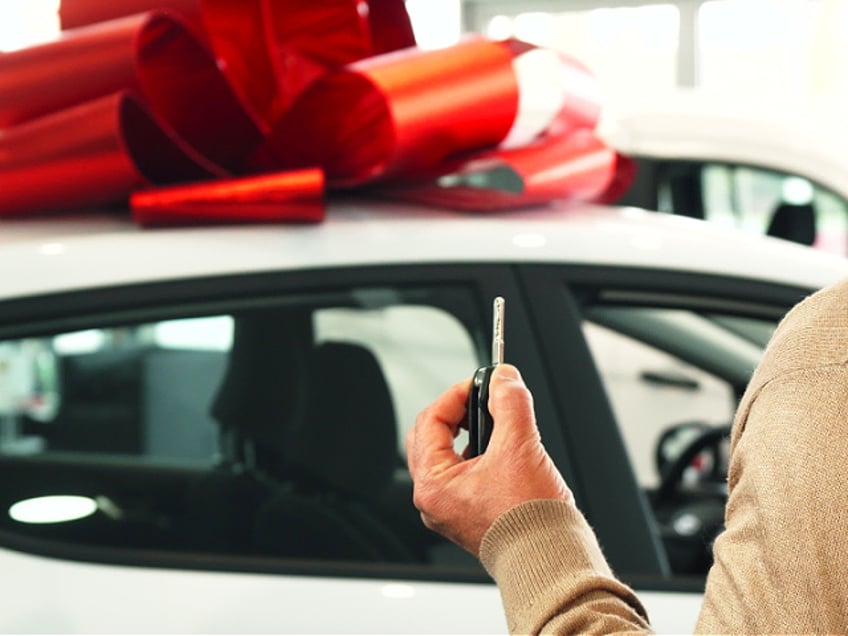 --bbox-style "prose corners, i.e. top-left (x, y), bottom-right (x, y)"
top-left (598, 92), bottom-right (848, 198)
top-left (1, 199), bottom-right (847, 302)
